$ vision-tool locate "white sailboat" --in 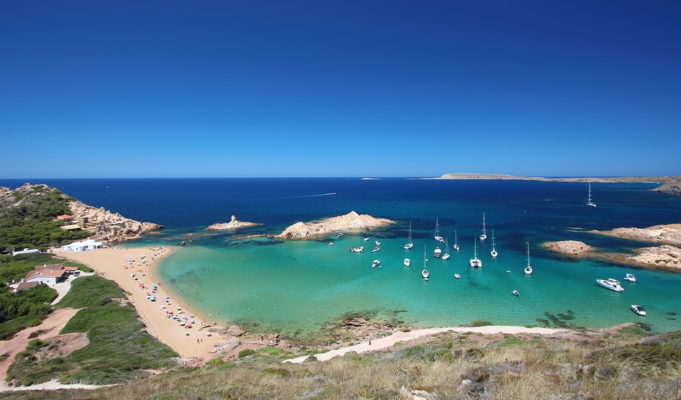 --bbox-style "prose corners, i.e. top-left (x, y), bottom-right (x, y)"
top-left (480, 212), bottom-right (487, 241)
top-left (404, 221), bottom-right (414, 250)
top-left (421, 247), bottom-right (430, 280)
top-left (490, 230), bottom-right (498, 258)
top-left (469, 237), bottom-right (482, 268)
top-left (434, 217), bottom-right (445, 243)
top-left (524, 242), bottom-right (533, 275)
top-left (433, 244), bottom-right (442, 258)
top-left (586, 182), bottom-right (597, 207)
top-left (453, 228), bottom-right (460, 251)
top-left (404, 258), bottom-right (411, 267)
top-left (442, 237), bottom-right (451, 260)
